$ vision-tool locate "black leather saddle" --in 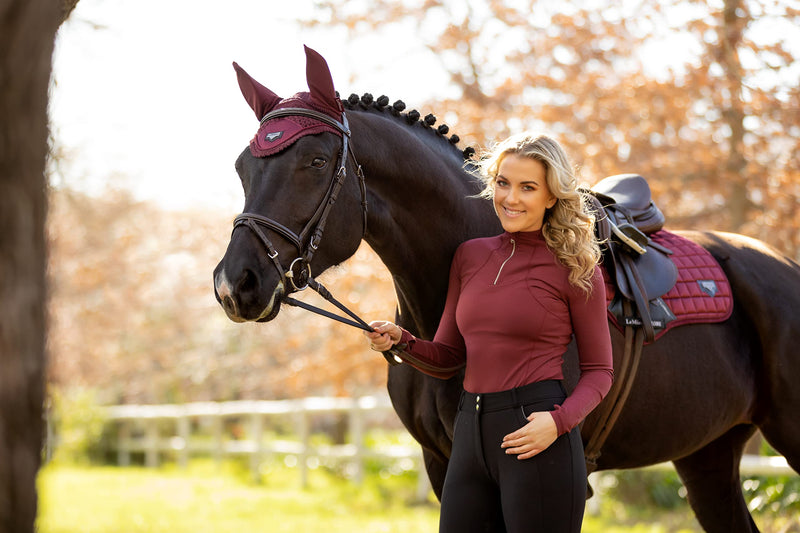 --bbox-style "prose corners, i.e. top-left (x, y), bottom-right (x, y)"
top-left (585, 174), bottom-right (678, 342)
